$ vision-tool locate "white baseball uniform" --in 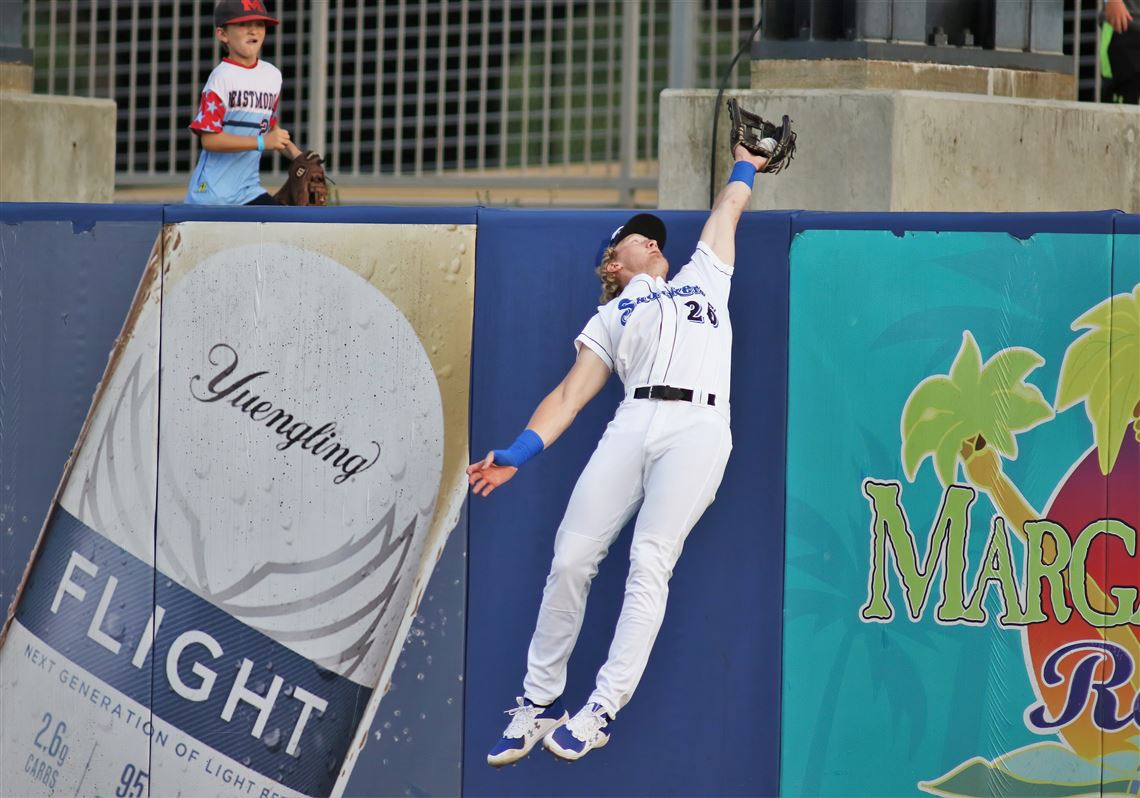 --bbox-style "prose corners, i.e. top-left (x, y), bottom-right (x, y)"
top-left (523, 241), bottom-right (734, 717)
